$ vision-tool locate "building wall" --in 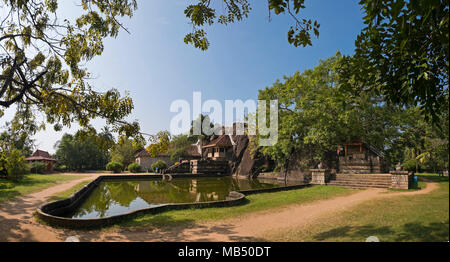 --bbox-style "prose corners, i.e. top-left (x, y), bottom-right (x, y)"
top-left (136, 156), bottom-right (173, 171)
